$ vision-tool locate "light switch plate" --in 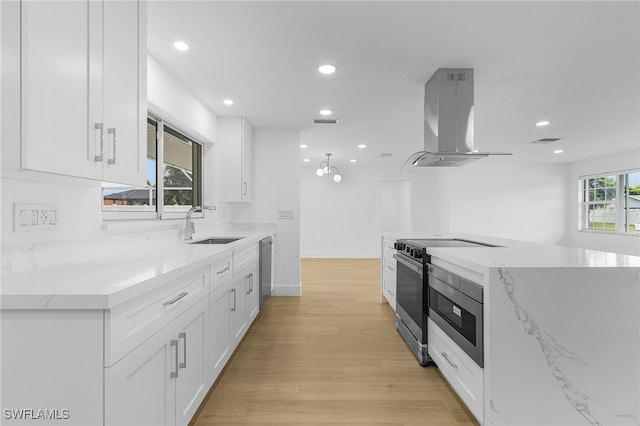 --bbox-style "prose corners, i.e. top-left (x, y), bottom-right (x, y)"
top-left (14, 203), bottom-right (59, 231)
